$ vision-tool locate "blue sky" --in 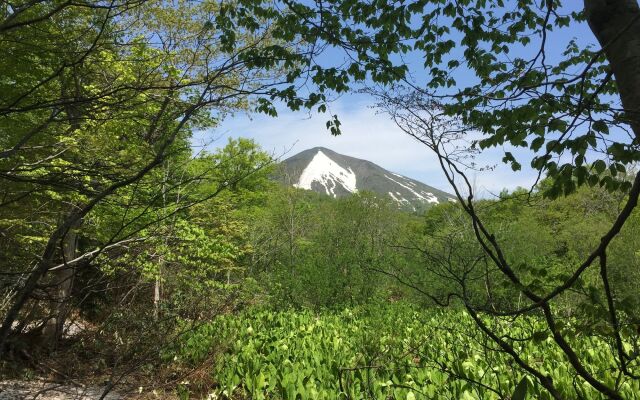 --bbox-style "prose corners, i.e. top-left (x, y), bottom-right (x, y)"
top-left (193, 3), bottom-right (600, 197)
